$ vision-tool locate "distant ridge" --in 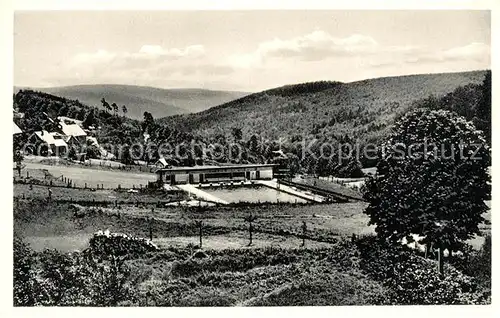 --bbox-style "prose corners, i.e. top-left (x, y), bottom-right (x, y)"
top-left (161, 70), bottom-right (487, 140)
top-left (14, 84), bottom-right (248, 120)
